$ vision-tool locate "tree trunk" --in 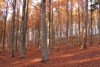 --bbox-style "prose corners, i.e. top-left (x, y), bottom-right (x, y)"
top-left (23, 0), bottom-right (29, 54)
top-left (98, 2), bottom-right (100, 44)
top-left (20, 0), bottom-right (26, 58)
top-left (11, 0), bottom-right (16, 57)
top-left (15, 7), bottom-right (19, 52)
top-left (90, 0), bottom-right (92, 45)
top-left (2, 1), bottom-right (8, 56)
top-left (78, 0), bottom-right (80, 46)
top-left (66, 0), bottom-right (69, 49)
top-left (47, 0), bottom-right (51, 54)
top-left (71, 0), bottom-right (73, 48)
top-left (81, 0), bottom-right (88, 49)
top-left (60, 26), bottom-right (61, 47)
top-left (57, 0), bottom-right (60, 51)
top-left (51, 0), bottom-right (54, 49)
top-left (41, 0), bottom-right (48, 62)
